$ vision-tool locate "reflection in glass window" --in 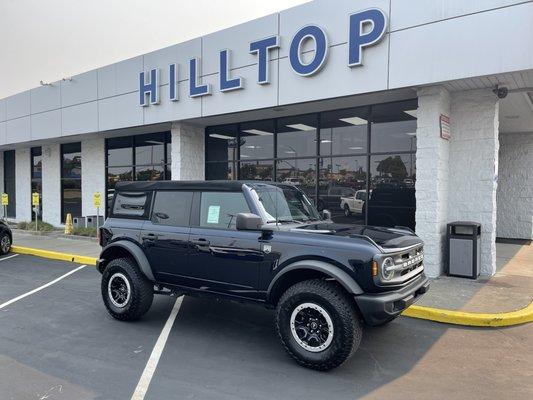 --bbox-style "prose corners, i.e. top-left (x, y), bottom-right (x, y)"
top-left (318, 156), bottom-right (367, 223)
top-left (135, 133), bottom-right (166, 165)
top-left (31, 147), bottom-right (43, 219)
top-left (199, 192), bottom-right (250, 229)
top-left (320, 107), bottom-right (368, 156)
top-left (206, 162), bottom-right (237, 180)
top-left (277, 114), bottom-right (318, 158)
top-left (276, 158), bottom-right (316, 200)
top-left (152, 191), bottom-right (193, 226)
top-left (368, 154), bottom-right (416, 230)
top-left (135, 165), bottom-right (165, 181)
top-left (107, 136), bottom-right (133, 167)
top-left (371, 101), bottom-right (417, 153)
top-left (240, 120), bottom-right (274, 160)
top-left (240, 161), bottom-right (273, 181)
top-left (206, 124), bottom-right (239, 162)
